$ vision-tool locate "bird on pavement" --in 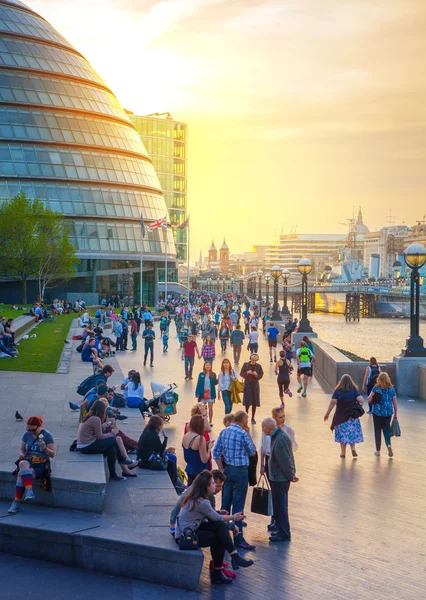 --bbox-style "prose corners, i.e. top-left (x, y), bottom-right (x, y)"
top-left (15, 411), bottom-right (24, 421)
